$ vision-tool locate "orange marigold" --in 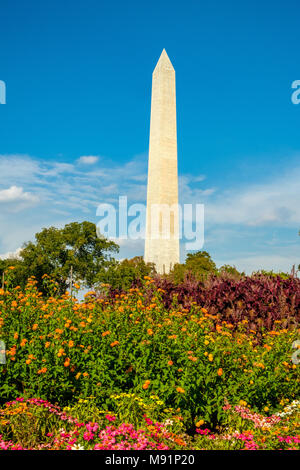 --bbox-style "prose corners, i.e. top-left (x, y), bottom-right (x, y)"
top-left (142, 380), bottom-right (151, 390)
